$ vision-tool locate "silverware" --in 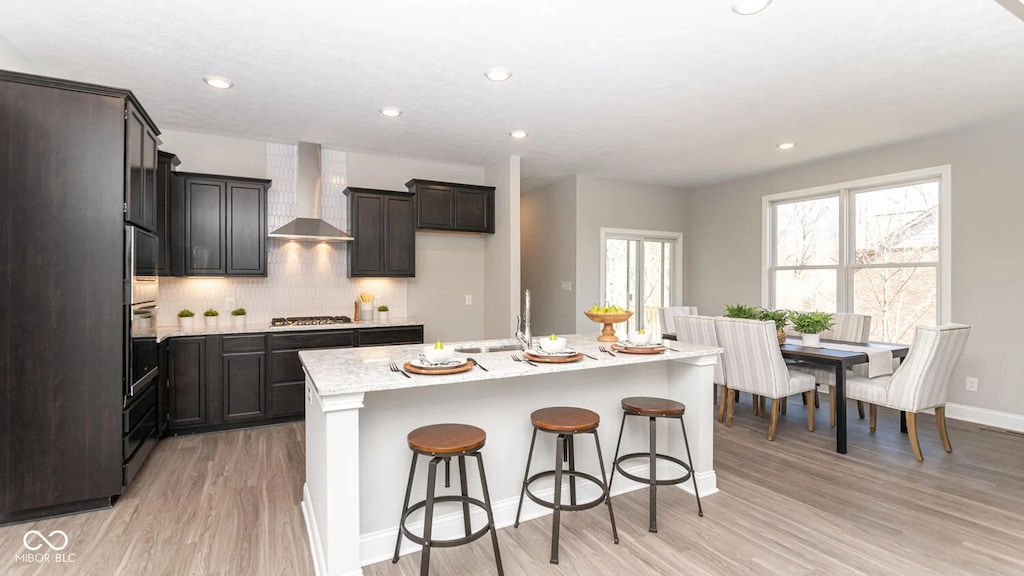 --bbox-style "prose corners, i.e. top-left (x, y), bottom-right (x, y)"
top-left (511, 353), bottom-right (538, 367)
top-left (600, 345), bottom-right (617, 357)
top-left (467, 357), bottom-right (488, 371)
top-left (389, 362), bottom-right (411, 378)
top-left (580, 352), bottom-right (600, 360)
